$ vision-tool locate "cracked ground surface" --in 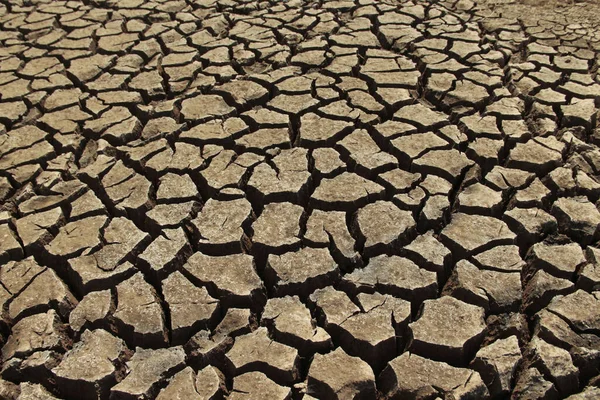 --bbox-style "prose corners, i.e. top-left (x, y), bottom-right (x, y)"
top-left (2, 0), bottom-right (600, 398)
